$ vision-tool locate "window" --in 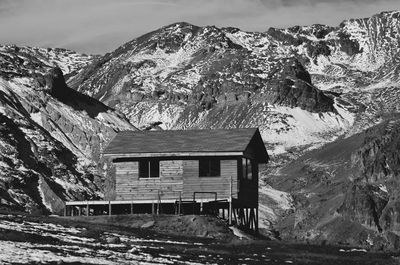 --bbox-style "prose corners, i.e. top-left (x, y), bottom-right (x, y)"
top-left (139, 159), bottom-right (160, 178)
top-left (199, 158), bottom-right (220, 177)
top-left (242, 158), bottom-right (252, 180)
